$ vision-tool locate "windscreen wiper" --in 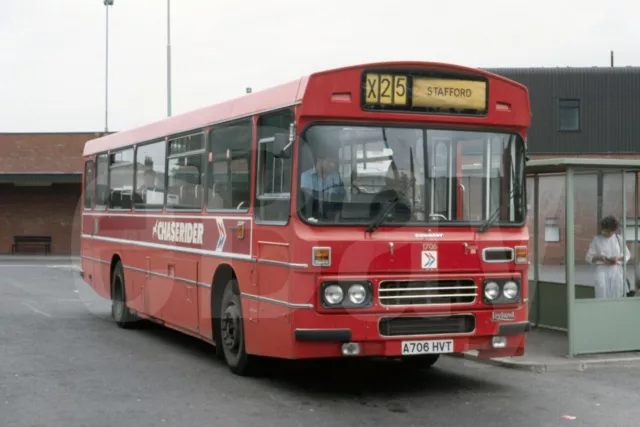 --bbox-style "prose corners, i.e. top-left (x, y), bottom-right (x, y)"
top-left (477, 184), bottom-right (521, 233)
top-left (366, 195), bottom-right (401, 233)
top-left (478, 142), bottom-right (521, 233)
